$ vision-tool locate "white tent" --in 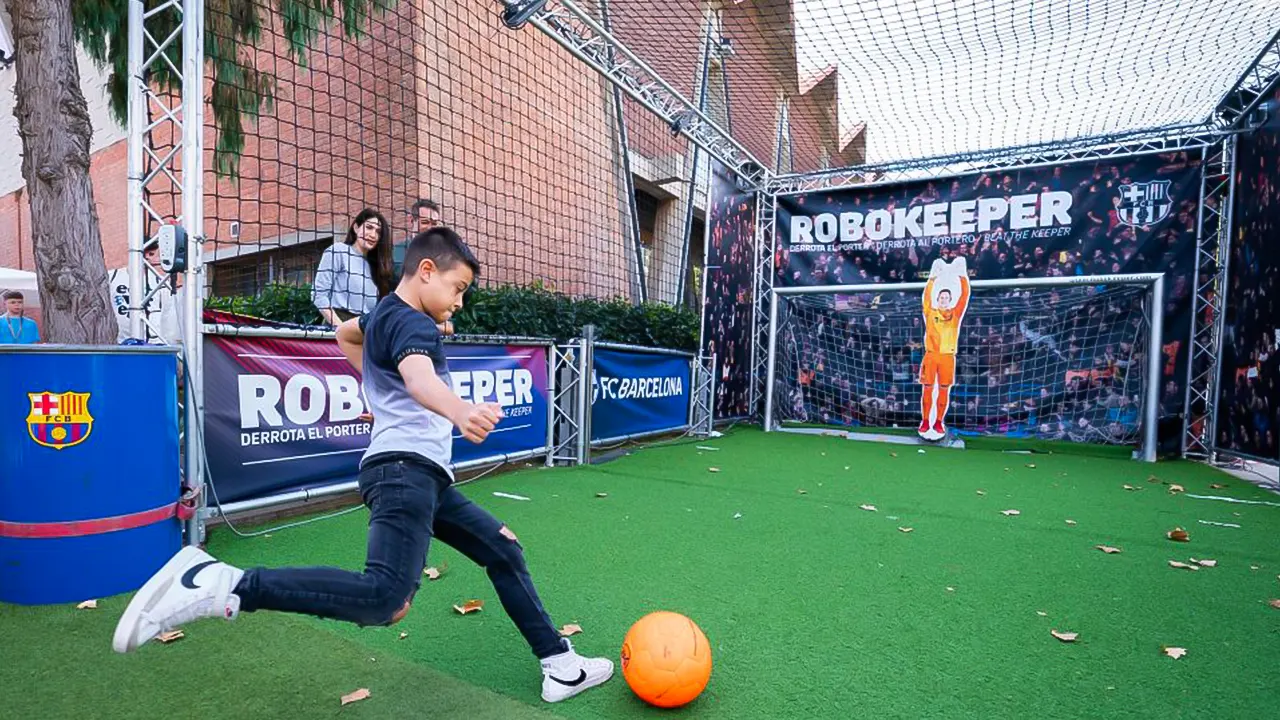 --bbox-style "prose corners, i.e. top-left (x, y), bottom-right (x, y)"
top-left (0, 267), bottom-right (39, 306)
